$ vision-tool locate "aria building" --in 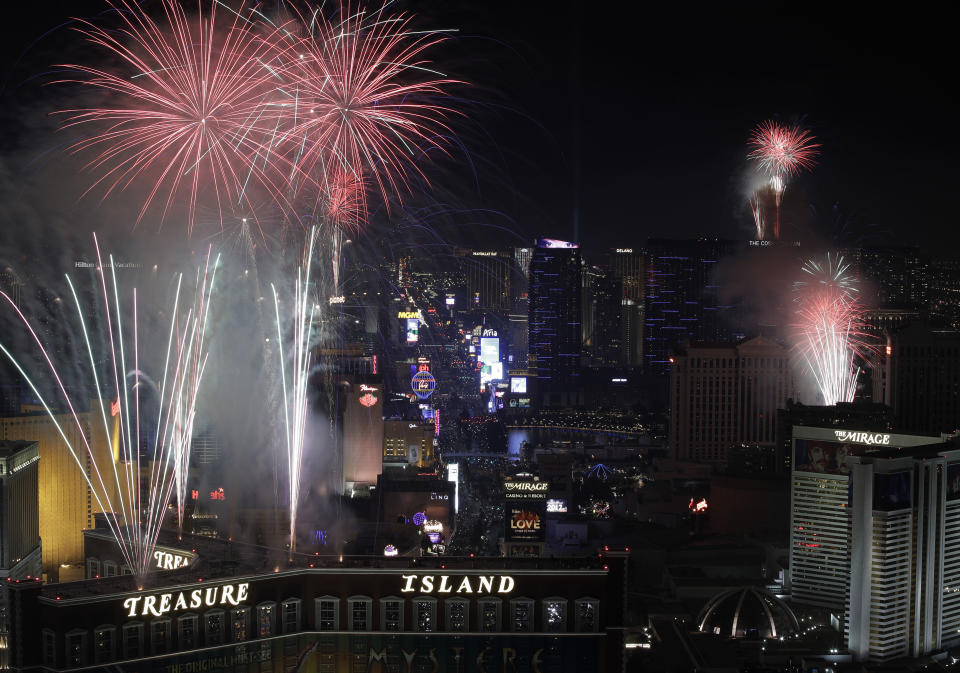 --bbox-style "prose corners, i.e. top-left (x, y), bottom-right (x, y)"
top-left (528, 239), bottom-right (582, 407)
top-left (644, 239), bottom-right (741, 375)
top-left (787, 425), bottom-right (960, 662)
